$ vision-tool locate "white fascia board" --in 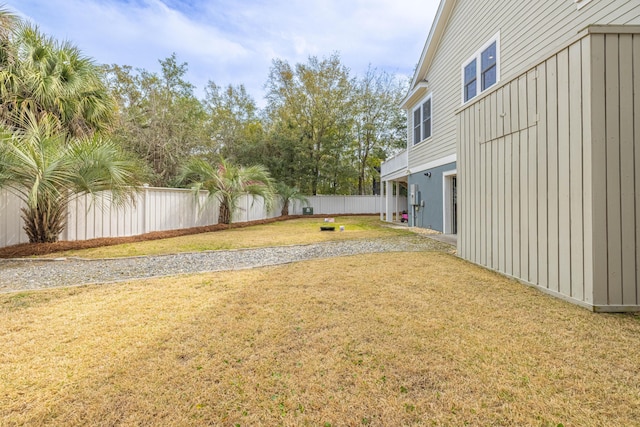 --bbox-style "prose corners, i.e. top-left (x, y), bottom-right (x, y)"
top-left (442, 169), bottom-right (457, 234)
top-left (575, 0), bottom-right (592, 10)
top-left (409, 0), bottom-right (451, 89)
top-left (382, 169), bottom-right (410, 181)
top-left (400, 82), bottom-right (429, 110)
top-left (409, 153), bottom-right (457, 174)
